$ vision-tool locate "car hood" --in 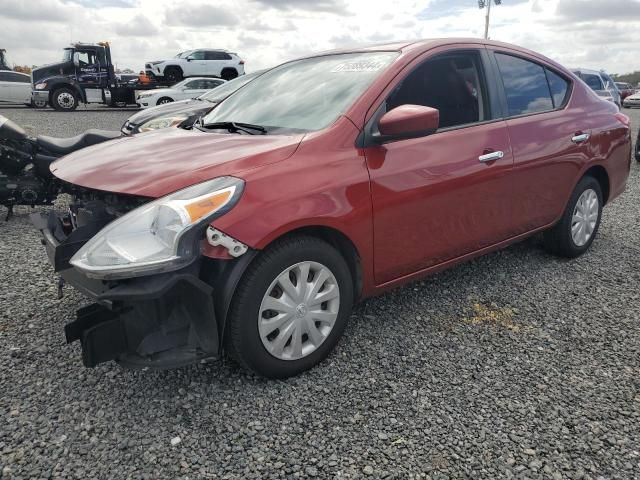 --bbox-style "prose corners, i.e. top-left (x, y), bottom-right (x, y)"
top-left (142, 87), bottom-right (179, 96)
top-left (126, 99), bottom-right (213, 125)
top-left (51, 128), bottom-right (304, 198)
top-left (626, 93), bottom-right (640, 100)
